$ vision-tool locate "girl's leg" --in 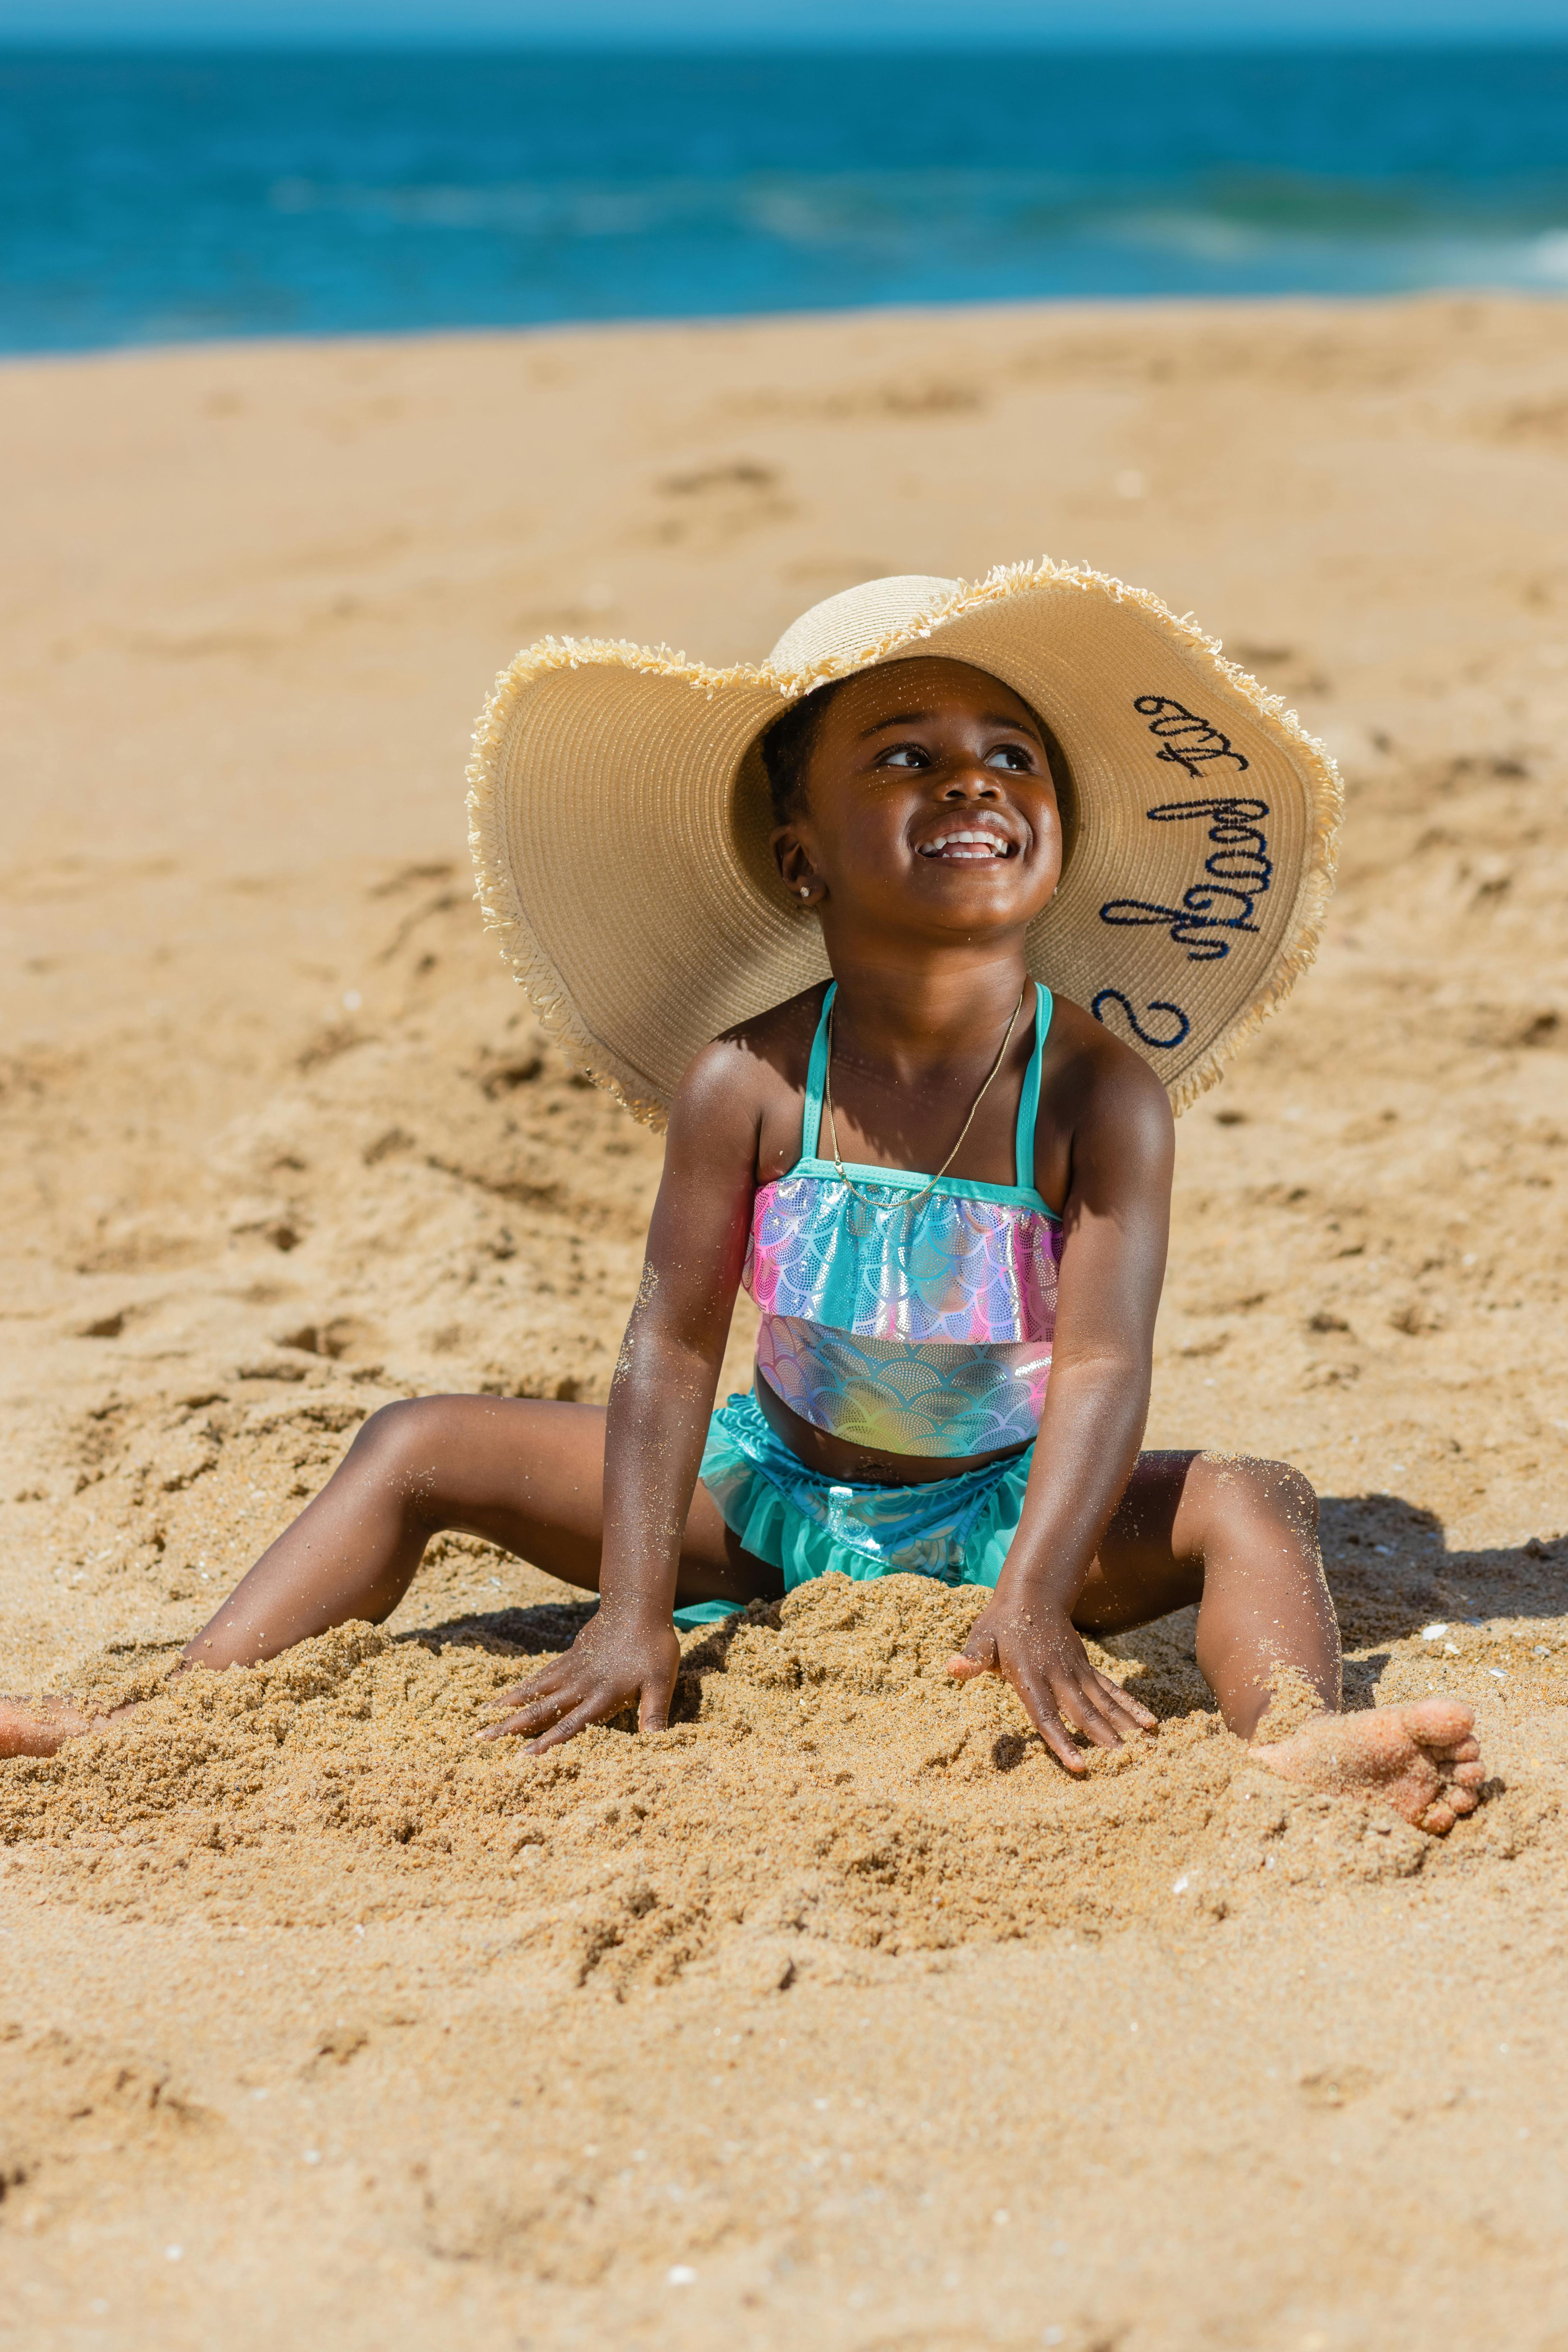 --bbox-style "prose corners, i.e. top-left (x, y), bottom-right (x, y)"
top-left (0, 1395), bottom-right (777, 1757)
top-left (1074, 1449), bottom-right (1485, 1834)
top-left (182, 1394), bottom-right (772, 1669)
top-left (1076, 1448), bottom-right (1339, 1734)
